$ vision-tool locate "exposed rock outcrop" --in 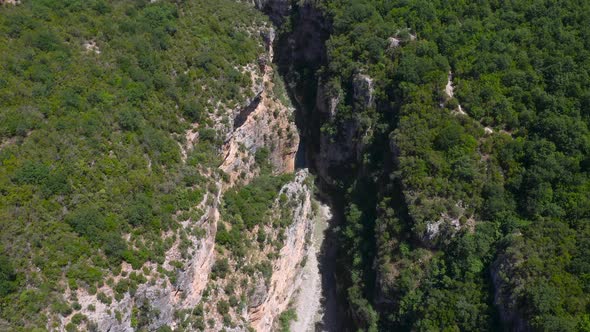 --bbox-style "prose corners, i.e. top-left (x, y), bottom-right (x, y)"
top-left (221, 27), bottom-right (299, 185)
top-left (83, 40), bottom-right (101, 54)
top-left (315, 78), bottom-right (341, 120)
top-left (313, 73), bottom-right (375, 186)
top-left (247, 170), bottom-right (315, 331)
top-left (353, 73), bottom-right (375, 109)
top-left (57, 18), bottom-right (302, 332)
top-left (248, 277), bottom-right (269, 309)
top-left (60, 2), bottom-right (339, 330)
top-left (445, 72), bottom-right (467, 116)
top-left (388, 37), bottom-right (401, 49)
top-left (66, 183), bottom-right (223, 332)
top-left (198, 170), bottom-right (323, 332)
top-left (445, 71), bottom-right (455, 99)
